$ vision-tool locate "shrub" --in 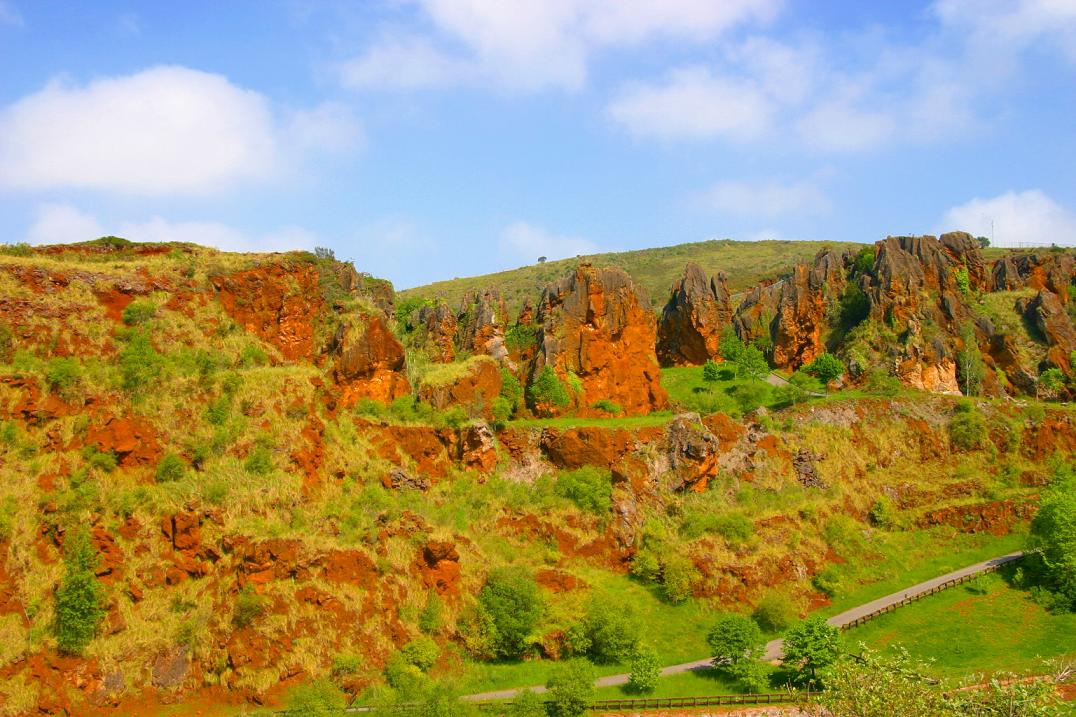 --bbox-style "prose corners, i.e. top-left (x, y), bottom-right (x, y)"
top-left (1038, 368), bottom-right (1065, 398)
top-left (591, 399), bottom-right (621, 415)
top-left (0, 324), bottom-right (13, 363)
top-left (545, 659), bottom-right (595, 717)
top-left (419, 591), bottom-right (444, 634)
top-left (398, 636), bottom-right (439, 672)
top-left (661, 554), bottom-right (700, 604)
top-left (121, 299), bottom-right (156, 326)
top-left (204, 395), bottom-right (231, 426)
top-left (567, 596), bottom-right (641, 663)
top-left (45, 357), bottom-right (81, 393)
top-left (331, 653), bottom-right (362, 681)
top-left (1028, 469), bottom-right (1076, 610)
top-left (384, 652), bottom-right (425, 691)
top-left (239, 343), bottom-right (268, 368)
top-left (956, 322), bottom-right (985, 396)
top-left (727, 658), bottom-right (771, 693)
top-left (153, 452), bottom-right (187, 480)
top-left (83, 446), bottom-right (117, 473)
top-left (506, 690), bottom-right (547, 717)
top-left (954, 266), bottom-right (971, 295)
top-left (838, 283), bottom-right (870, 328)
top-left (949, 409), bottom-right (987, 451)
top-left (727, 382), bottom-right (771, 414)
top-left (245, 443), bottom-right (273, 475)
top-left (702, 359), bottom-right (722, 383)
top-left (554, 466), bottom-right (613, 515)
top-left (812, 566), bottom-right (842, 598)
top-left (627, 646), bottom-right (660, 694)
top-left (865, 369), bottom-right (902, 395)
top-left (630, 548), bottom-right (662, 583)
top-left (528, 365), bottom-right (571, 409)
top-left (804, 353), bottom-right (845, 383)
top-left (714, 513), bottom-right (754, 543)
top-left (287, 679), bottom-right (346, 717)
top-left (707, 614), bottom-right (764, 666)
top-left (852, 246), bottom-right (875, 274)
top-left (499, 368), bottom-right (523, 414)
top-left (233, 585), bottom-right (266, 627)
top-left (505, 324), bottom-right (537, 353)
top-left (868, 495), bottom-right (897, 528)
top-left (478, 567), bottom-right (543, 659)
top-left (752, 592), bottom-right (798, 633)
top-left (54, 528), bottom-right (104, 655)
top-left (119, 331), bottom-right (162, 393)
